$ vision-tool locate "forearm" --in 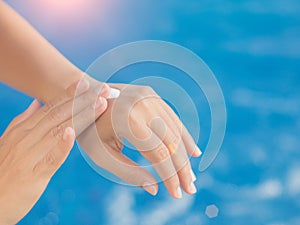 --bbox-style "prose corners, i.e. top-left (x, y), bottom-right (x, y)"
top-left (0, 1), bottom-right (82, 102)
